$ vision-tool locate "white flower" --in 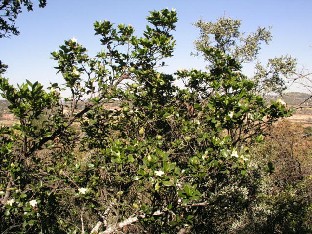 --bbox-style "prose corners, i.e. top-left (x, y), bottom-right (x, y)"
top-left (70, 37), bottom-right (77, 43)
top-left (241, 156), bottom-right (249, 161)
top-left (6, 198), bottom-right (15, 206)
top-left (277, 98), bottom-right (286, 107)
top-left (78, 187), bottom-right (88, 195)
top-left (72, 68), bottom-right (80, 76)
top-left (231, 149), bottom-right (239, 158)
top-left (29, 199), bottom-right (37, 207)
top-left (228, 111), bottom-right (234, 118)
top-left (194, 119), bottom-right (200, 125)
top-left (153, 210), bottom-right (162, 215)
top-left (202, 154), bottom-right (208, 160)
top-left (134, 176), bottom-right (140, 181)
top-left (177, 68), bottom-right (187, 73)
top-left (154, 170), bottom-right (165, 177)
